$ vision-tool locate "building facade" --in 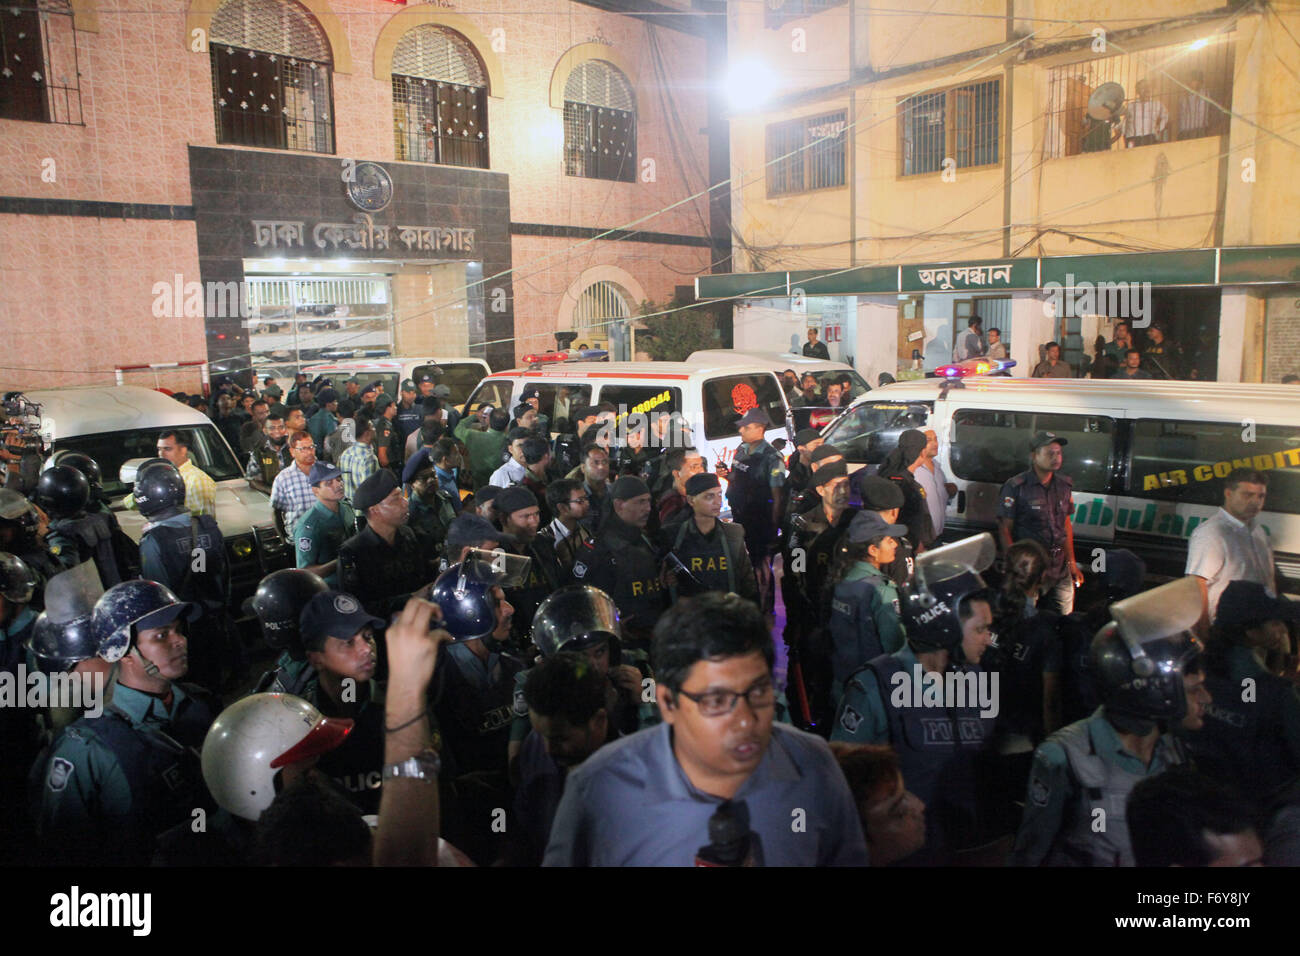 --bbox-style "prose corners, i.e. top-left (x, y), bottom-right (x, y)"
top-left (0, 0), bottom-right (717, 391)
top-left (707, 0), bottom-right (1300, 385)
